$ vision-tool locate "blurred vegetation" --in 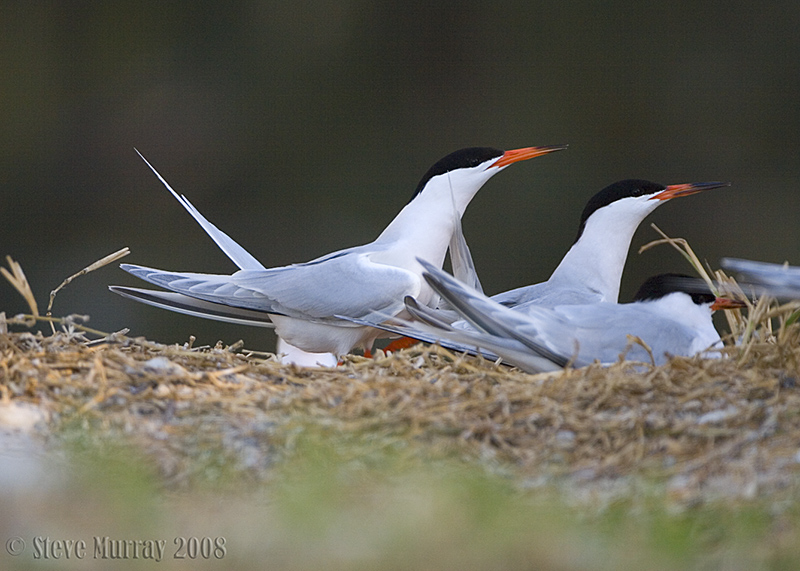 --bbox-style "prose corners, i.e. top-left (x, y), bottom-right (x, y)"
top-left (2, 423), bottom-right (798, 571)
